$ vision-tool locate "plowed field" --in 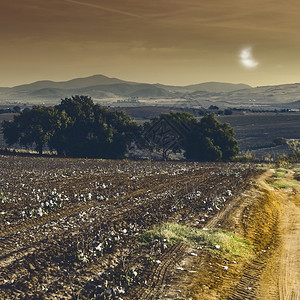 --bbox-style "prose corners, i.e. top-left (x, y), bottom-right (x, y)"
top-left (0, 156), bottom-right (259, 299)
